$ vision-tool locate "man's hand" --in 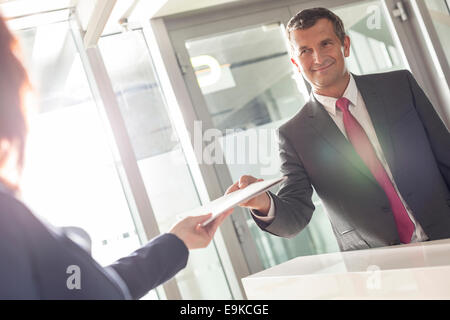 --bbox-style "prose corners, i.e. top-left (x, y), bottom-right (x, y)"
top-left (169, 208), bottom-right (233, 249)
top-left (225, 175), bottom-right (271, 215)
